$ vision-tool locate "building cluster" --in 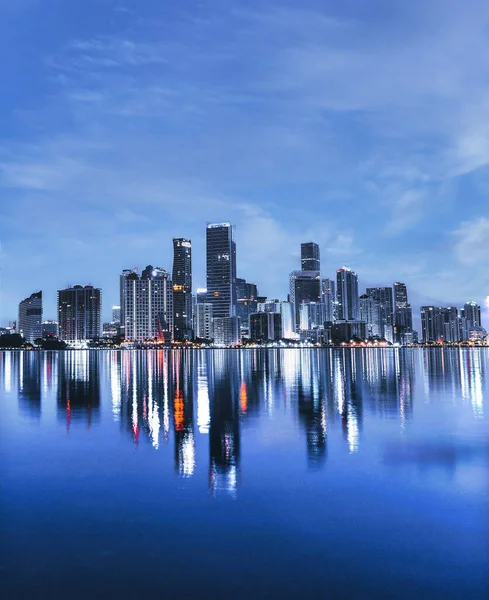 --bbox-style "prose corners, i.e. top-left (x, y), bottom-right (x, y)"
top-left (7, 222), bottom-right (487, 347)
